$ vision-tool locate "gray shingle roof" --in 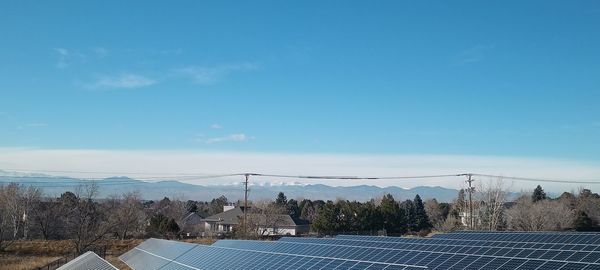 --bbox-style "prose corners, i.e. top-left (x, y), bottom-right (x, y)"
top-left (204, 207), bottom-right (307, 227)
